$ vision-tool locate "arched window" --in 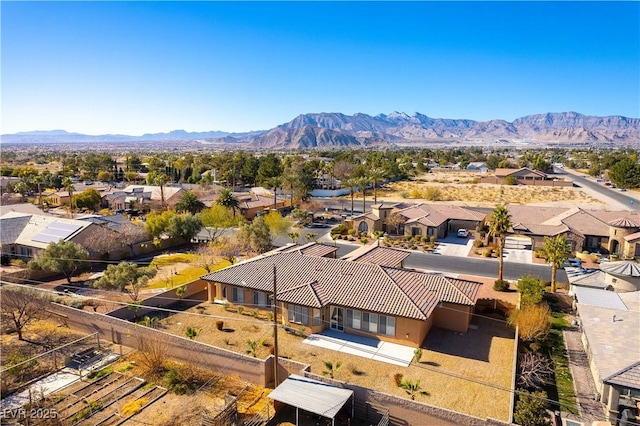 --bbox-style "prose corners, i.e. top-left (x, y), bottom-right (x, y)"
top-left (358, 222), bottom-right (369, 233)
